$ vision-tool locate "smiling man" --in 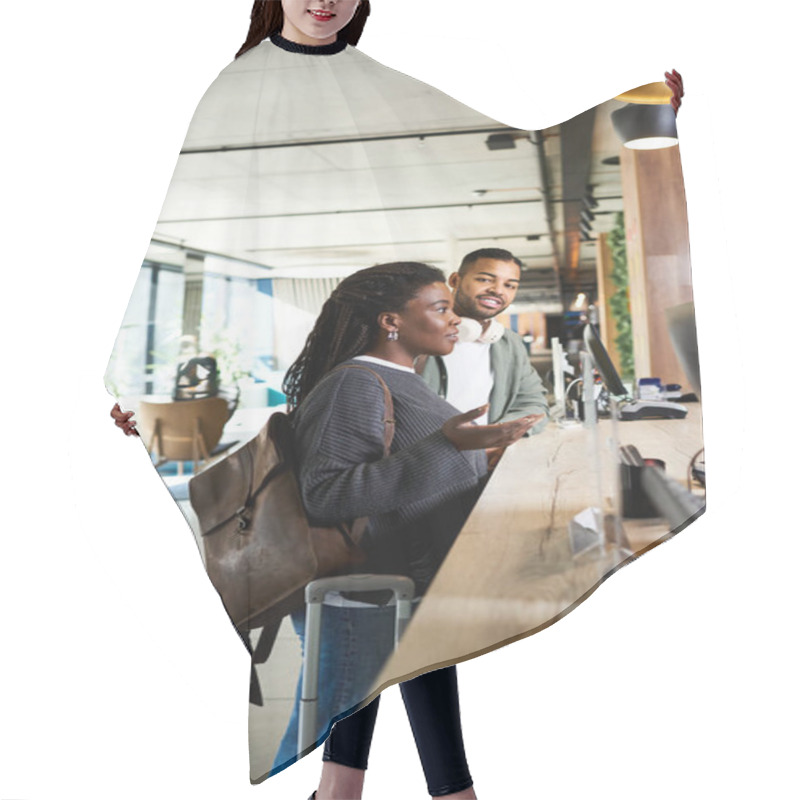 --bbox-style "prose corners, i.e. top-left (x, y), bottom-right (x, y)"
top-left (419, 248), bottom-right (549, 432)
